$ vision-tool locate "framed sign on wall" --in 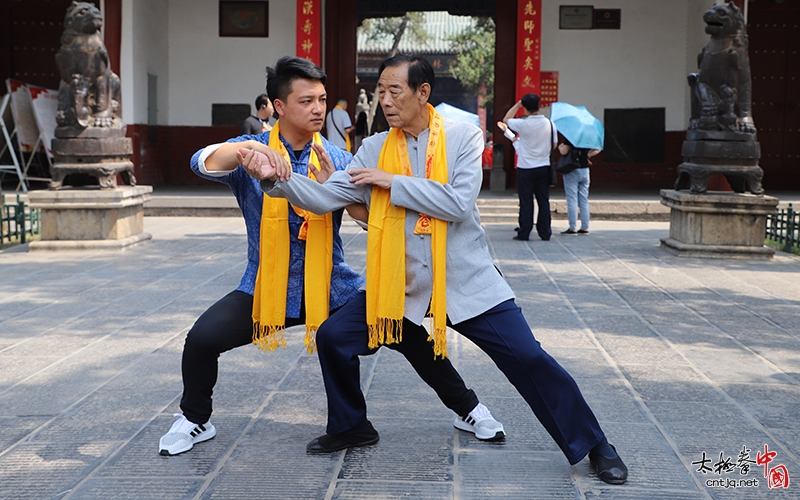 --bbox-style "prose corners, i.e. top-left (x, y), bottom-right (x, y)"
top-left (559, 5), bottom-right (593, 30)
top-left (219, 1), bottom-right (269, 38)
